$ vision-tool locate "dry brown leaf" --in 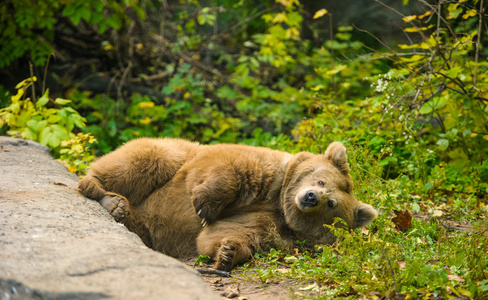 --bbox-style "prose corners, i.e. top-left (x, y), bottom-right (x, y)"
top-left (392, 209), bottom-right (412, 232)
top-left (448, 274), bottom-right (465, 282)
top-left (221, 286), bottom-right (240, 298)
